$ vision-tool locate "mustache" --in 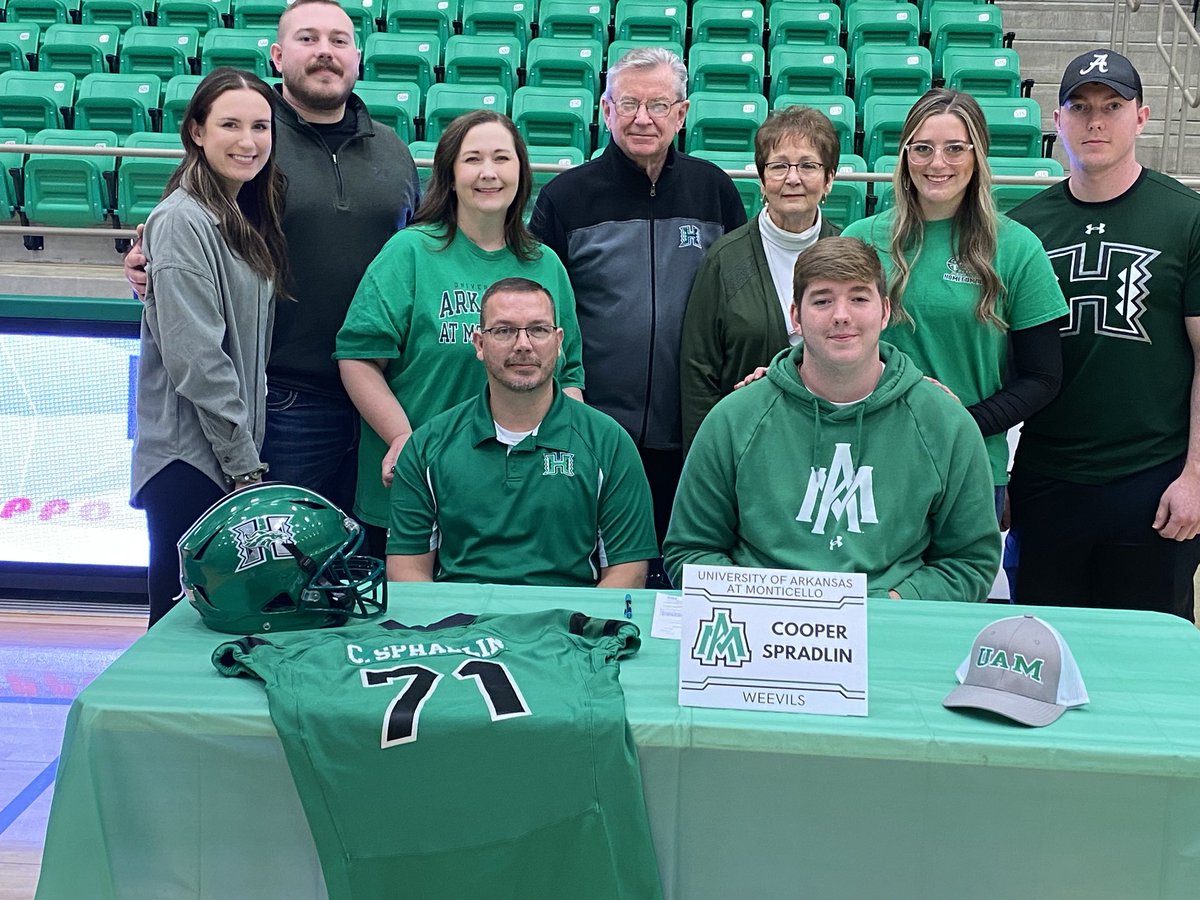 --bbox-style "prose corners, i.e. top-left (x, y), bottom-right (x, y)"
top-left (306, 58), bottom-right (343, 75)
